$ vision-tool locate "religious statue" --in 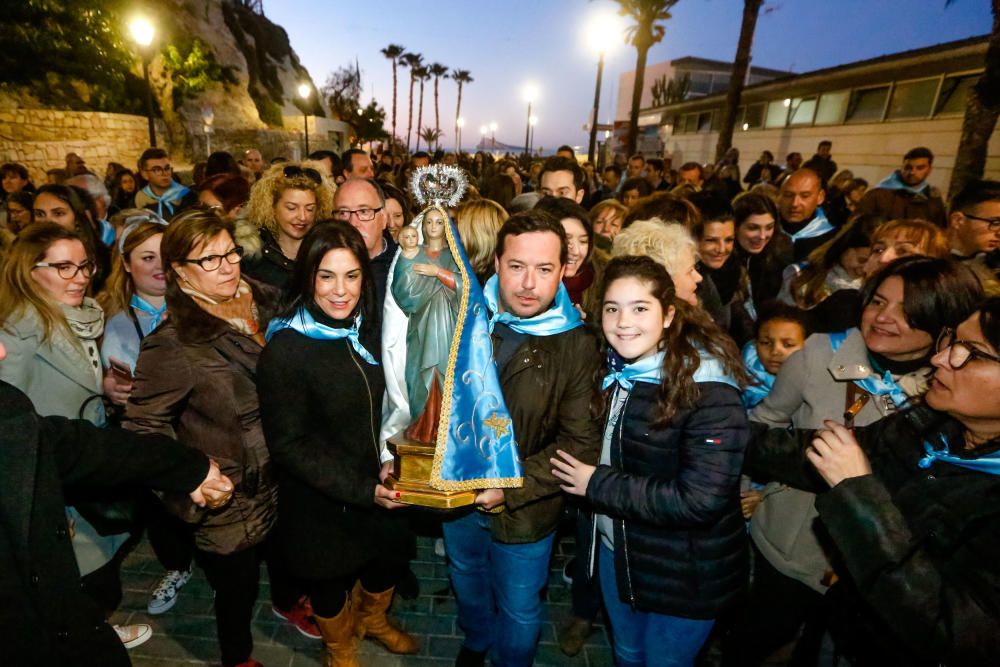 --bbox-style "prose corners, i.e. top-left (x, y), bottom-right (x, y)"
top-left (380, 165), bottom-right (523, 508)
top-left (391, 206), bottom-right (461, 440)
